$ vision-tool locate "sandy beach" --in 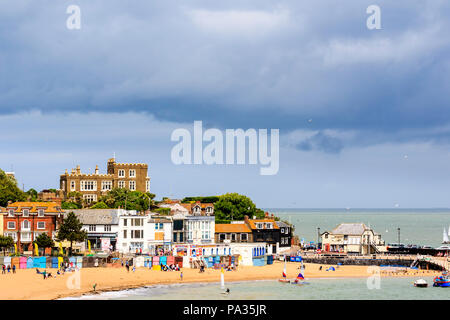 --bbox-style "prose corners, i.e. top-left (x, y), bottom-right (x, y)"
top-left (0, 262), bottom-right (441, 300)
